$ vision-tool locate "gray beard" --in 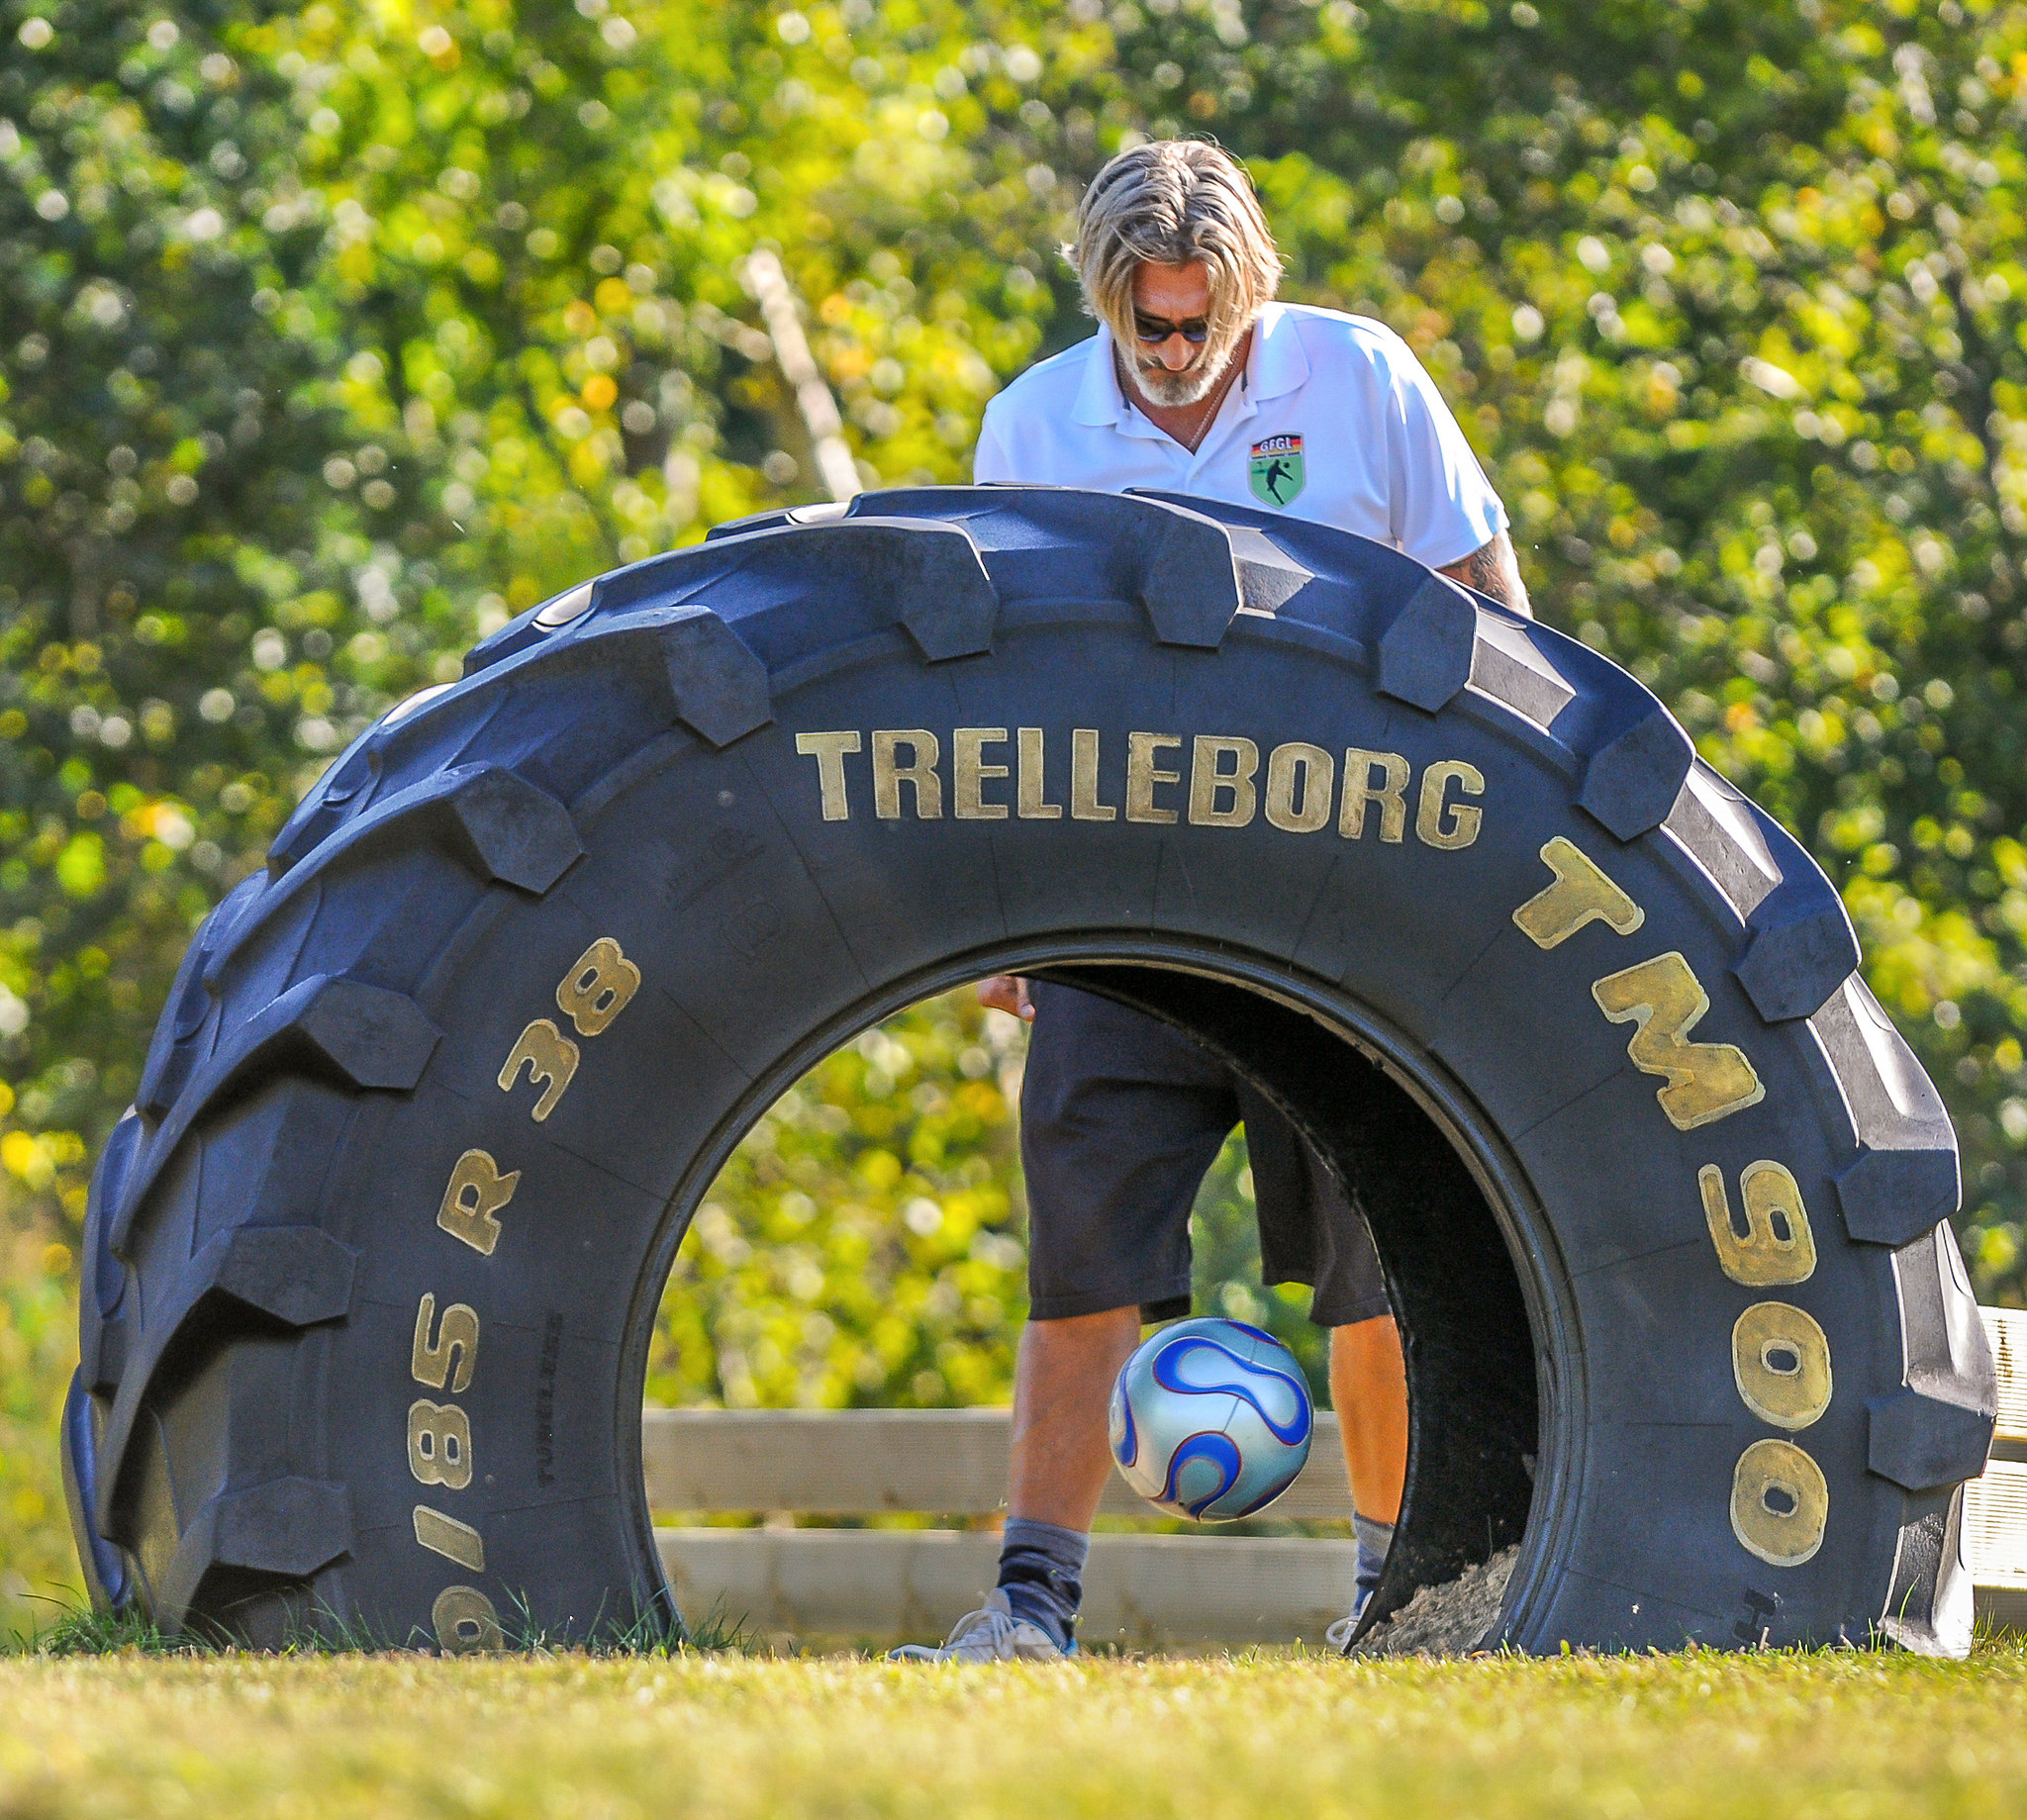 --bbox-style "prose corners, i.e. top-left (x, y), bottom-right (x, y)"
top-left (1131, 358), bottom-right (1222, 408)
top-left (1126, 327), bottom-right (1246, 410)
